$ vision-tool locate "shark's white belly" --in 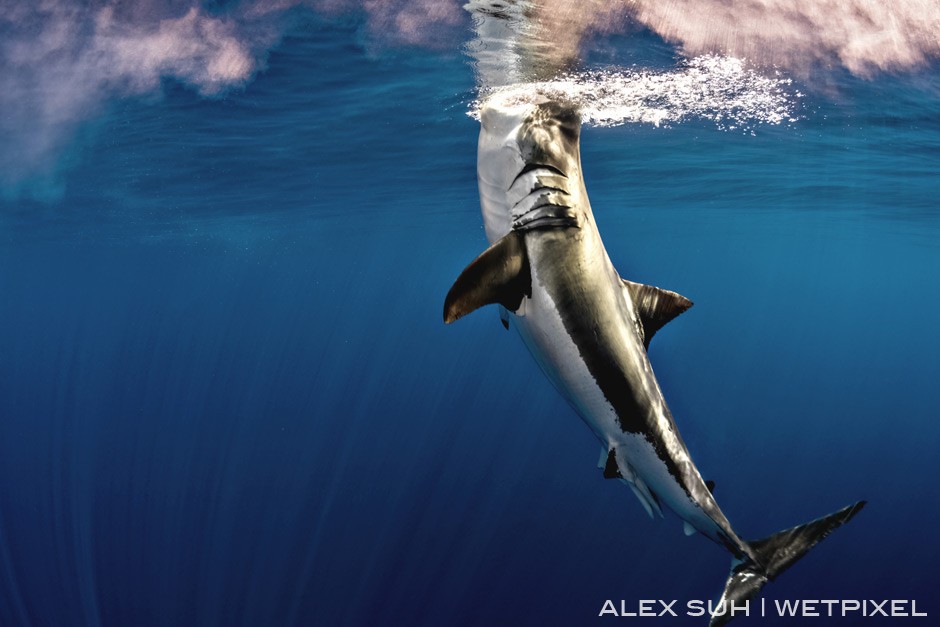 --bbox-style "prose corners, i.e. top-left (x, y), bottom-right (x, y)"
top-left (510, 258), bottom-right (703, 525)
top-left (475, 97), bottom-right (714, 531)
